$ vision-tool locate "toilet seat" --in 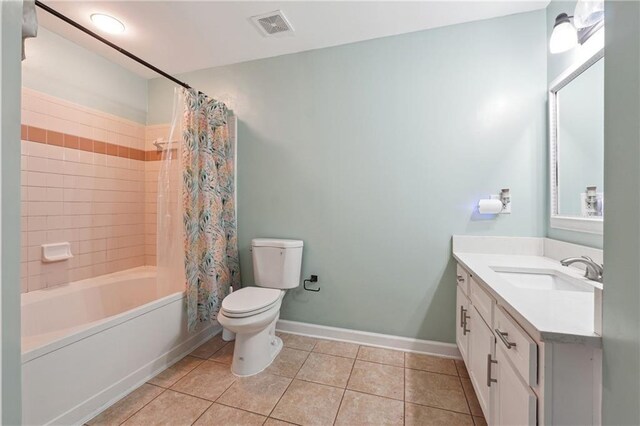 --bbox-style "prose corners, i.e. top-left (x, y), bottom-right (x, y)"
top-left (221, 287), bottom-right (283, 318)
